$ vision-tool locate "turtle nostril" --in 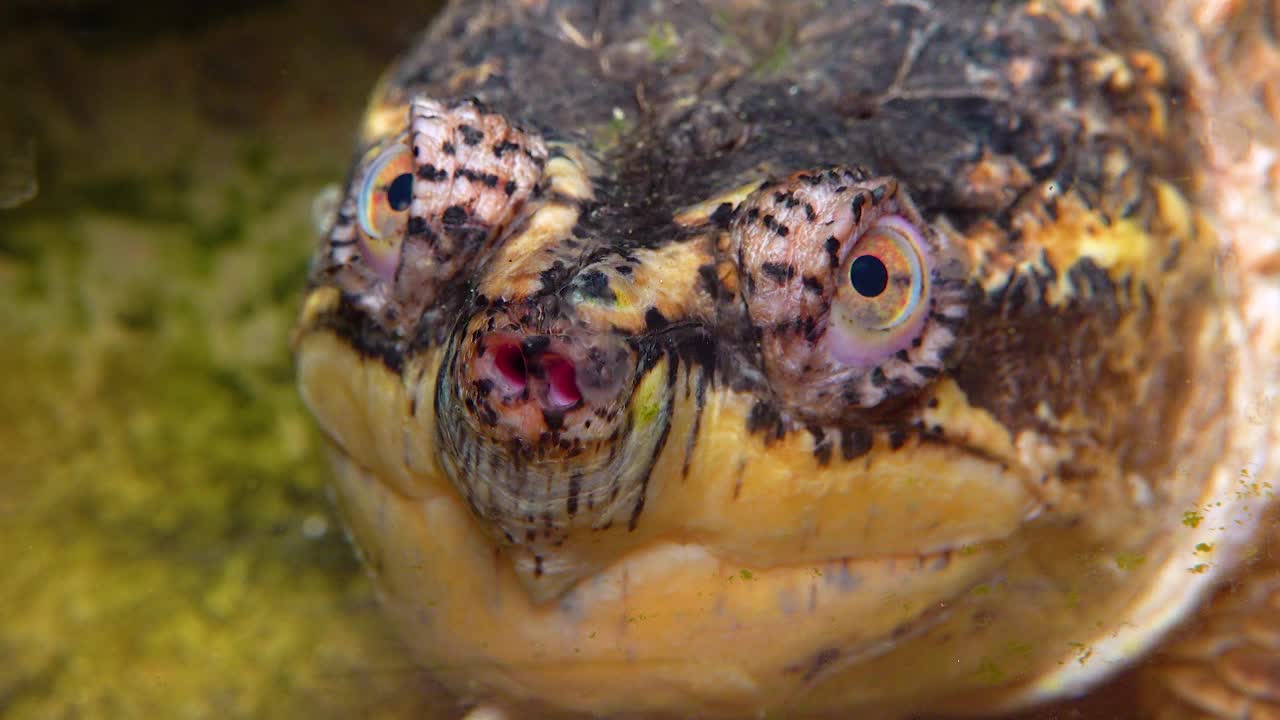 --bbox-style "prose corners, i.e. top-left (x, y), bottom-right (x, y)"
top-left (542, 354), bottom-right (581, 408)
top-left (494, 342), bottom-right (527, 393)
